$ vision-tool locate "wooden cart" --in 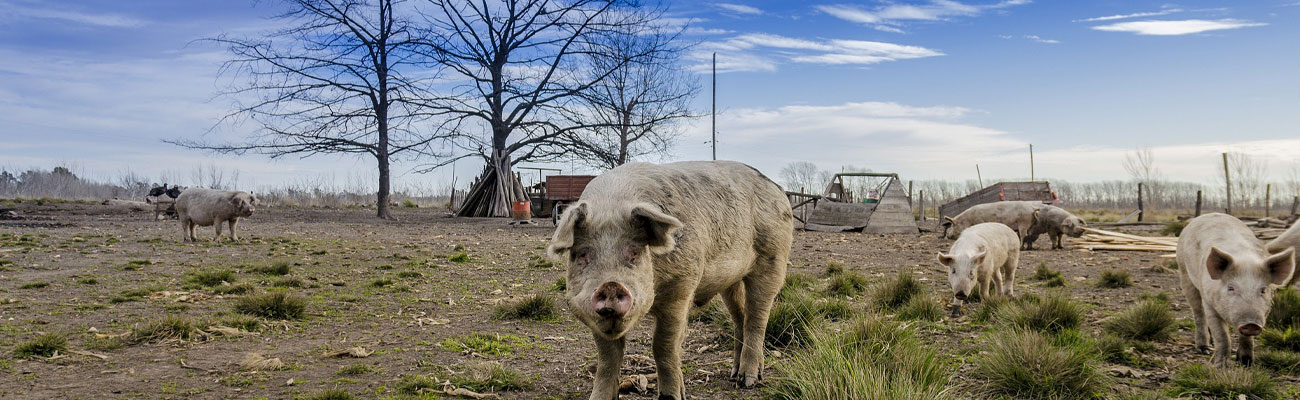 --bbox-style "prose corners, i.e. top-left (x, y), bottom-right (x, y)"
top-left (539, 175), bottom-right (596, 224)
